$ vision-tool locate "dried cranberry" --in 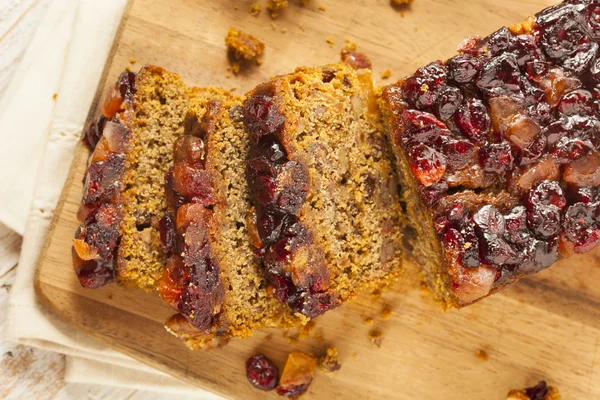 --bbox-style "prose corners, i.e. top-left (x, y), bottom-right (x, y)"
top-left (524, 381), bottom-right (549, 400)
top-left (435, 86), bottom-right (463, 120)
top-left (257, 135), bottom-right (287, 165)
top-left (528, 102), bottom-right (553, 126)
top-left (419, 180), bottom-right (448, 206)
top-left (273, 162), bottom-right (309, 214)
top-left (479, 141), bottom-right (514, 174)
top-left (117, 70), bottom-right (137, 102)
top-left (473, 205), bottom-right (505, 235)
top-left (256, 210), bottom-right (290, 245)
top-left (487, 27), bottom-right (513, 55)
top-left (267, 273), bottom-right (294, 303)
top-left (551, 136), bottom-right (592, 162)
top-left (476, 54), bottom-right (523, 97)
top-left (441, 138), bottom-right (476, 171)
top-left (409, 144), bottom-right (447, 186)
top-left (537, 4), bottom-right (598, 75)
top-left (178, 280), bottom-right (220, 330)
top-left (244, 90), bottom-right (285, 138)
top-left (455, 98), bottom-right (490, 142)
top-left (82, 155), bottom-right (125, 207)
top-left (480, 233), bottom-right (517, 266)
top-left (246, 354), bottom-right (279, 391)
top-left (165, 170), bottom-right (186, 210)
top-left (83, 115), bottom-right (107, 150)
top-left (527, 180), bottom-right (567, 210)
top-left (158, 213), bottom-right (176, 254)
top-left (504, 206), bottom-right (530, 244)
top-left (73, 251), bottom-right (115, 288)
top-left (527, 204), bottom-right (561, 239)
top-left (448, 203), bottom-right (468, 222)
top-left (251, 174), bottom-right (276, 206)
top-left (289, 291), bottom-right (338, 318)
top-left (447, 55), bottom-right (482, 84)
top-left (512, 34), bottom-right (545, 67)
top-left (567, 186), bottom-right (598, 203)
top-left (341, 50), bottom-right (372, 70)
top-left (563, 202), bottom-right (600, 252)
top-left (457, 35), bottom-right (486, 55)
top-left (558, 89), bottom-right (594, 115)
top-left (402, 62), bottom-right (447, 109)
